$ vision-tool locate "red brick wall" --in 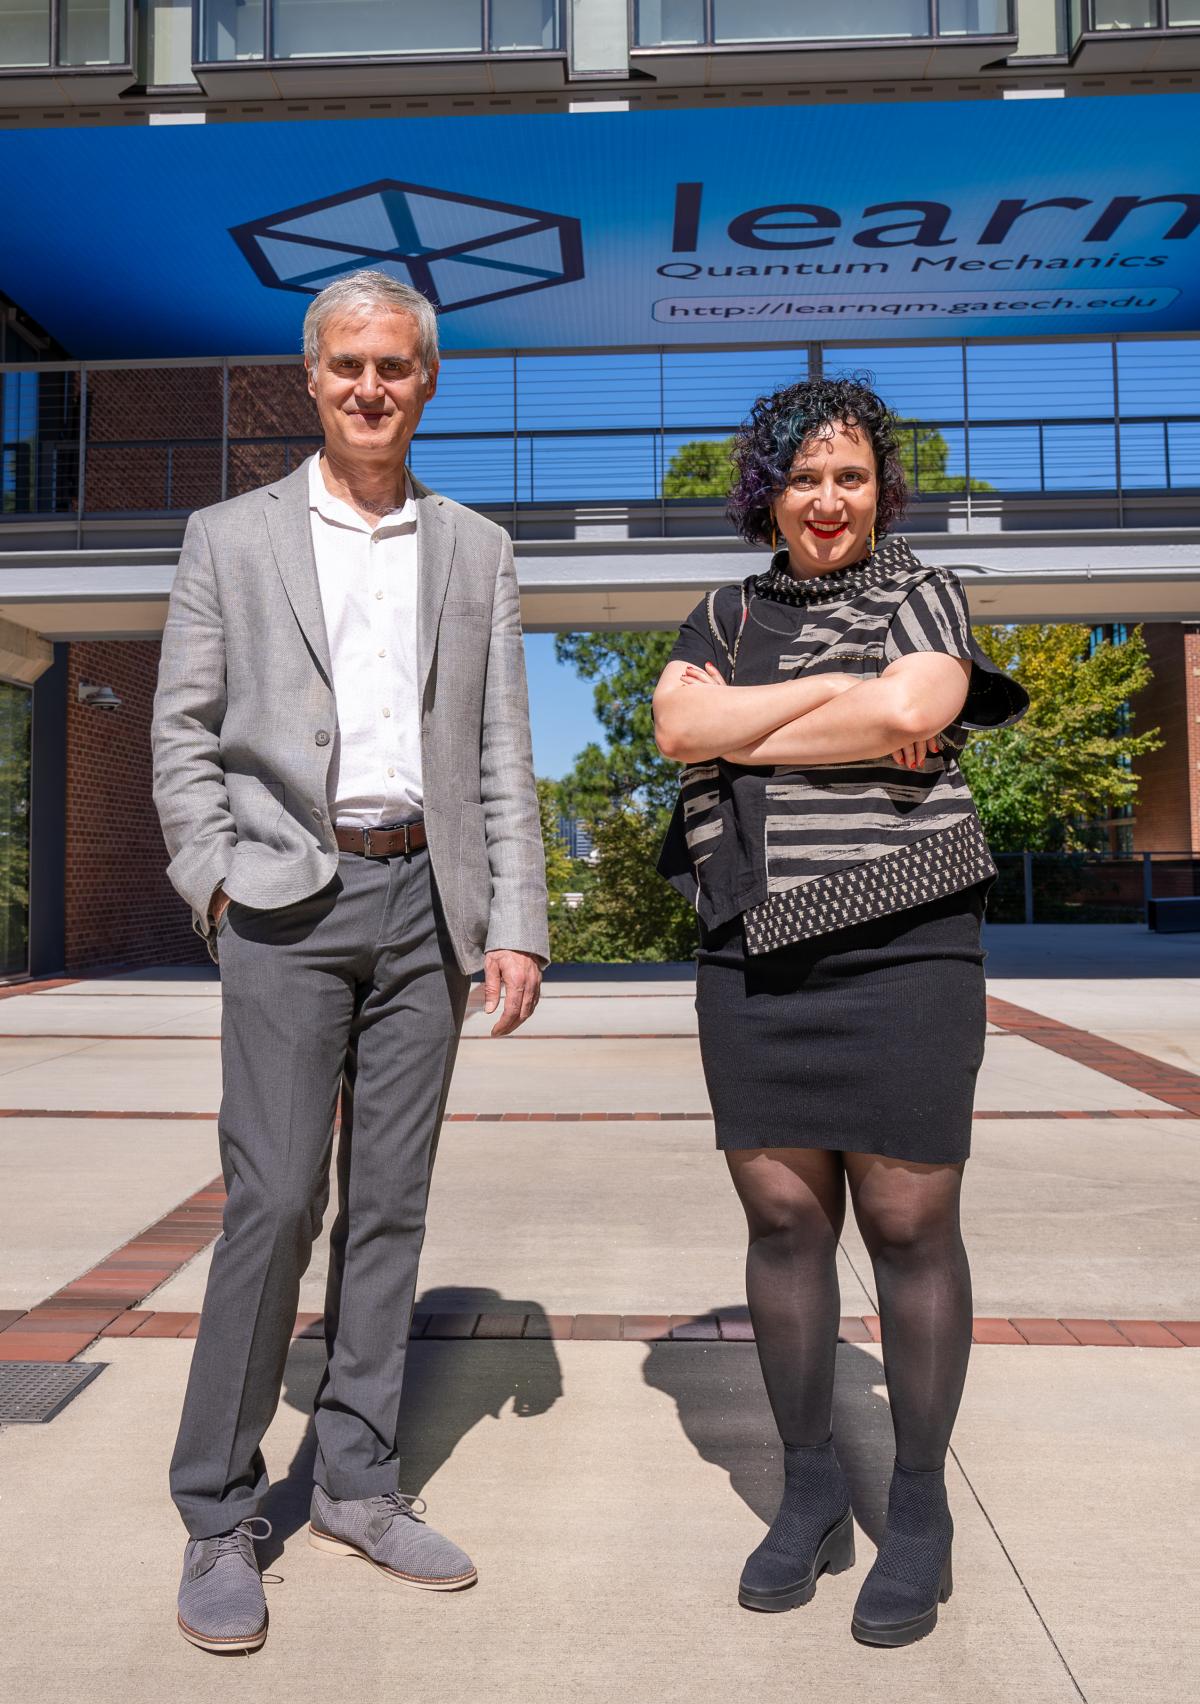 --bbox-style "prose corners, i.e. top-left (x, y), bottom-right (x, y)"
top-left (1132, 625), bottom-right (1200, 854)
top-left (65, 641), bottom-right (206, 973)
top-left (83, 362), bottom-right (318, 514)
